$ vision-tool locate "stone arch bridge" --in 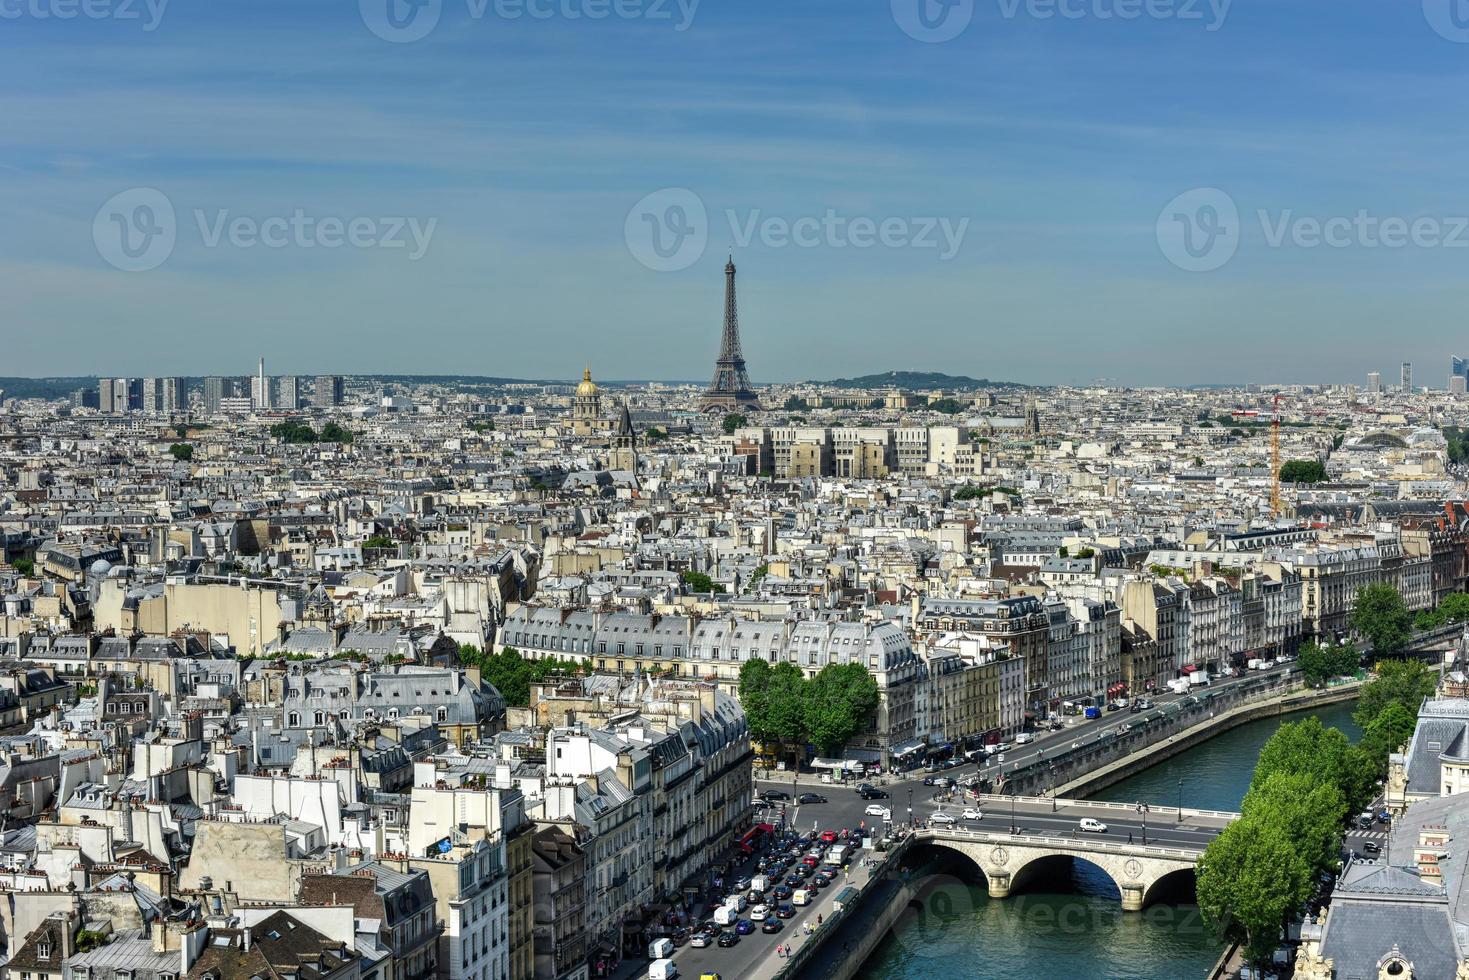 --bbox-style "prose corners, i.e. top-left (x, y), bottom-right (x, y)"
top-left (911, 827), bottom-right (1206, 911)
